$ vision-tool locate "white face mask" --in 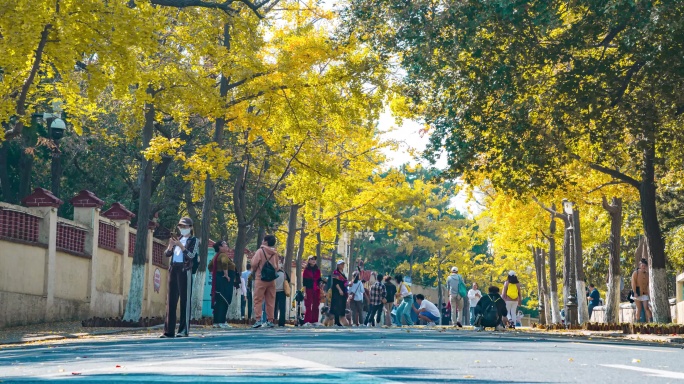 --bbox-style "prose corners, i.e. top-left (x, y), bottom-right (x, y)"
top-left (179, 228), bottom-right (191, 236)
